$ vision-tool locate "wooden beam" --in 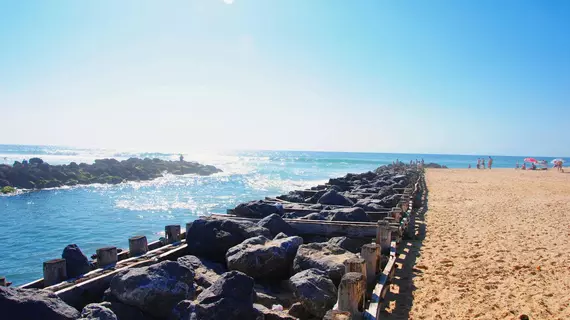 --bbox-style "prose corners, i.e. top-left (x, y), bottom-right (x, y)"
top-left (205, 214), bottom-right (378, 238)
